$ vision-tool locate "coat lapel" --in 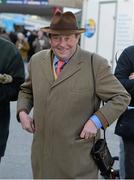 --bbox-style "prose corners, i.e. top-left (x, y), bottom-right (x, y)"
top-left (40, 50), bottom-right (55, 85)
top-left (51, 46), bottom-right (82, 88)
